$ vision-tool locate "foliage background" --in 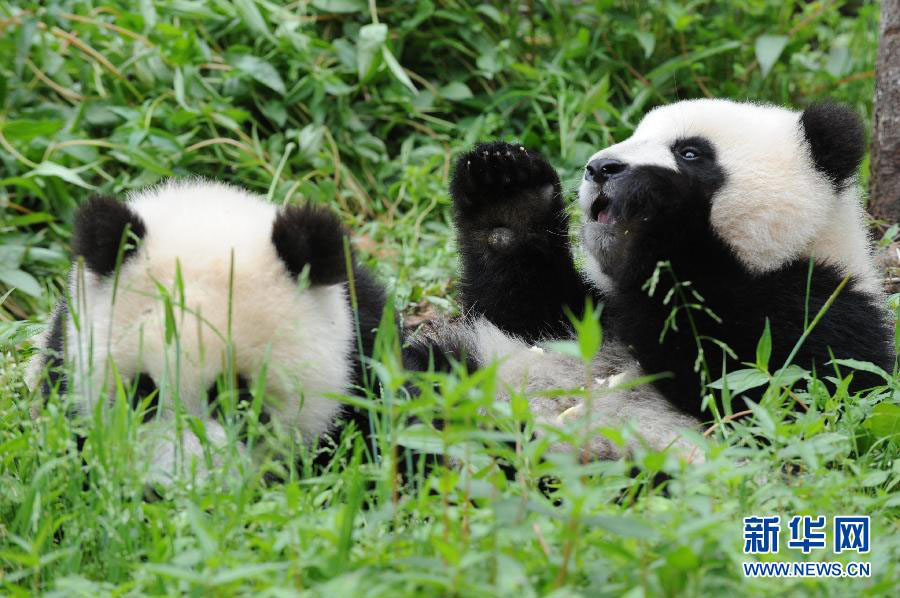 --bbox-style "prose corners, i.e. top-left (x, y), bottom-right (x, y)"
top-left (1, 1), bottom-right (897, 596)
